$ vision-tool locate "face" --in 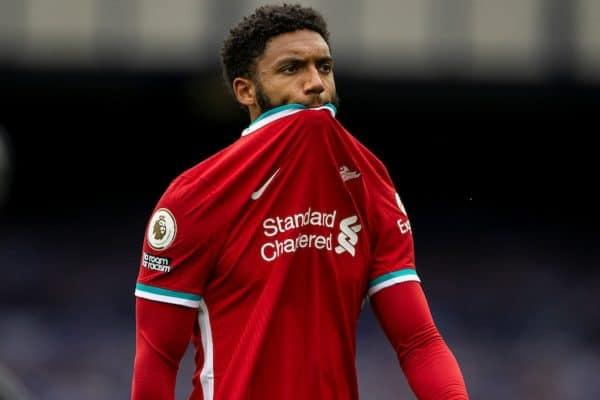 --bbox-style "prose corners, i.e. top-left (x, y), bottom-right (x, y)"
top-left (235, 29), bottom-right (339, 121)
